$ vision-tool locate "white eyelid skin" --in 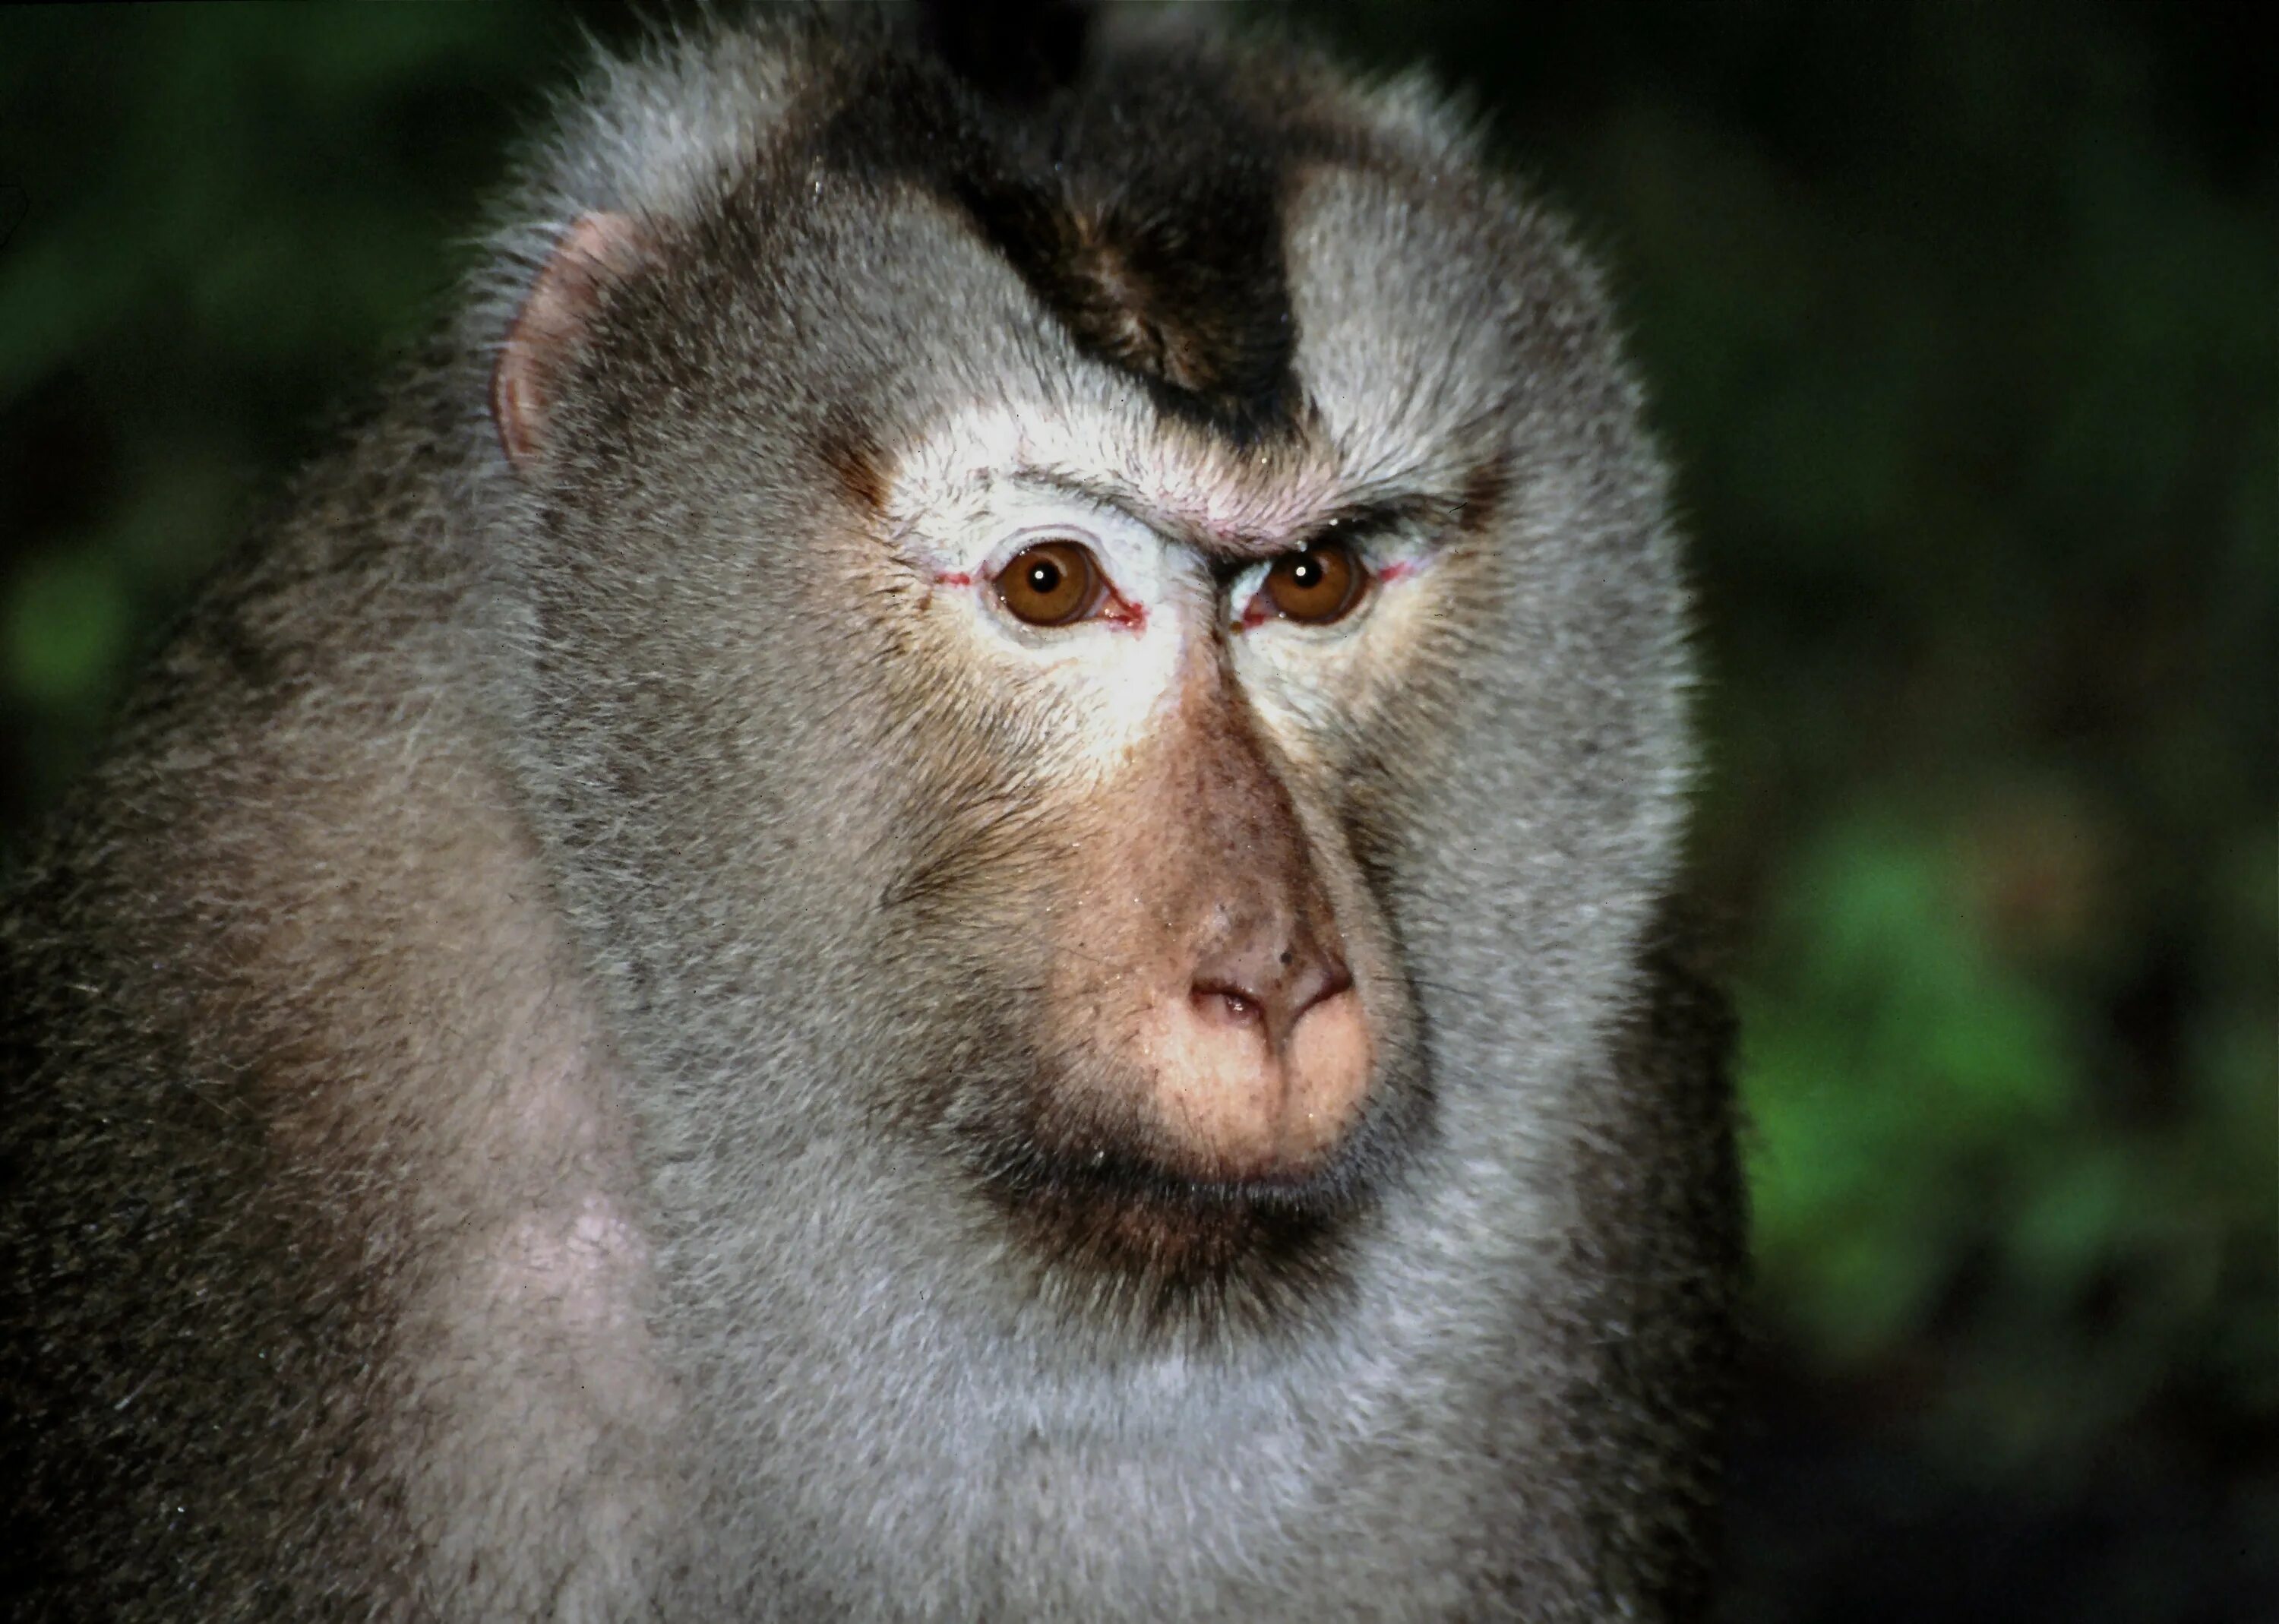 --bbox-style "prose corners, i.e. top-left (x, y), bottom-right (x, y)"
top-left (1225, 558), bottom-right (1275, 627)
top-left (896, 482), bottom-right (1200, 774)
